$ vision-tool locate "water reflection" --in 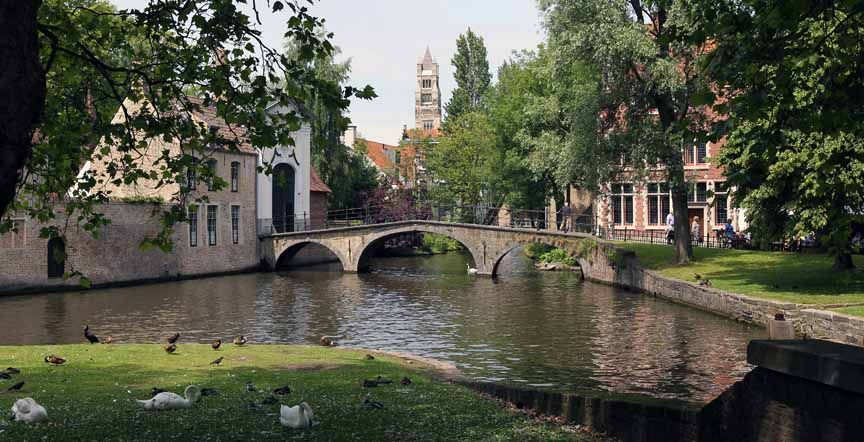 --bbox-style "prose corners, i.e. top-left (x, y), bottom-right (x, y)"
top-left (0, 250), bottom-right (763, 402)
